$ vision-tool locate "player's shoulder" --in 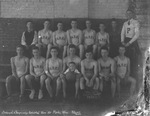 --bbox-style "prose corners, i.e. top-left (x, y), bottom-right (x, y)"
top-left (76, 56), bottom-right (81, 61)
top-left (108, 57), bottom-right (115, 63)
top-left (97, 58), bottom-right (102, 63)
top-left (125, 56), bottom-right (130, 61)
top-left (30, 57), bottom-right (34, 61)
top-left (10, 56), bottom-right (15, 61)
top-left (40, 56), bottom-right (46, 61)
top-left (82, 29), bottom-right (86, 33)
top-left (91, 29), bottom-right (96, 33)
top-left (132, 19), bottom-right (139, 23)
top-left (67, 29), bottom-right (71, 33)
top-left (23, 56), bottom-right (29, 61)
top-left (114, 56), bottom-right (119, 61)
